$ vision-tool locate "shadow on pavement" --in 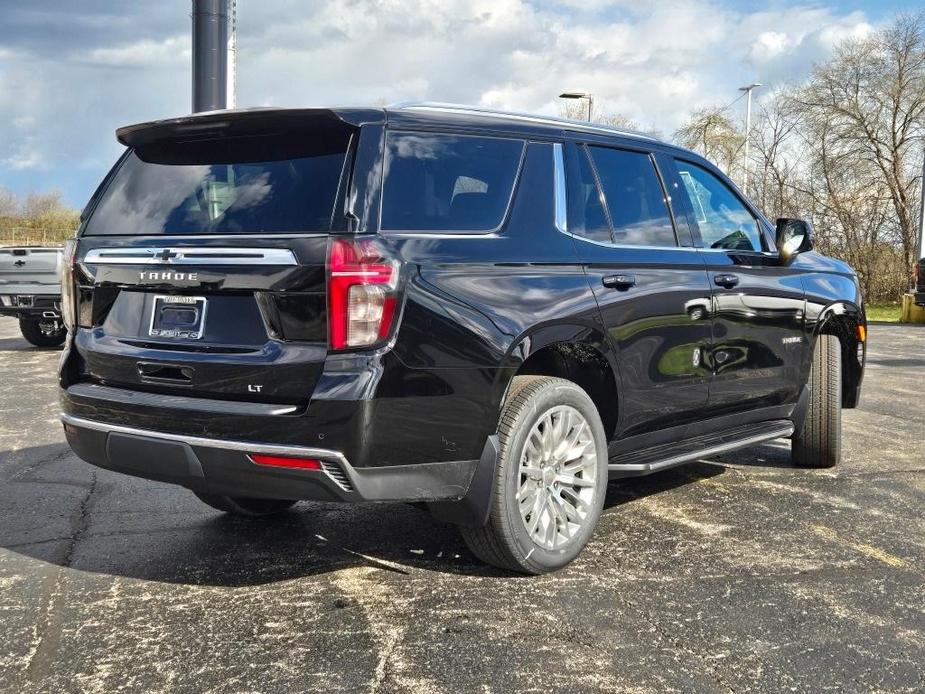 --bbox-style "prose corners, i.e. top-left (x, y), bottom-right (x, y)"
top-left (0, 441), bottom-right (786, 586)
top-left (0, 339), bottom-right (62, 352)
